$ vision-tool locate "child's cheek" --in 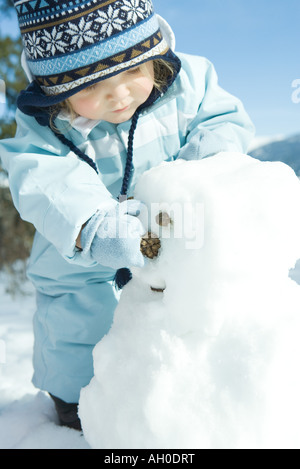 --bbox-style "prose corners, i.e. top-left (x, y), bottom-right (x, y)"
top-left (73, 97), bottom-right (94, 116)
top-left (135, 77), bottom-right (155, 100)
top-left (71, 95), bottom-right (103, 119)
